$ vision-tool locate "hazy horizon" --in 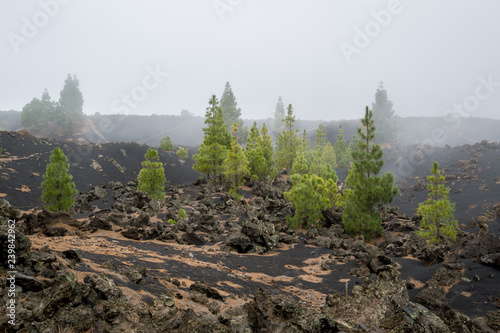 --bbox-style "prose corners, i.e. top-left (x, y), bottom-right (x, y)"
top-left (2, 1), bottom-right (500, 121)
